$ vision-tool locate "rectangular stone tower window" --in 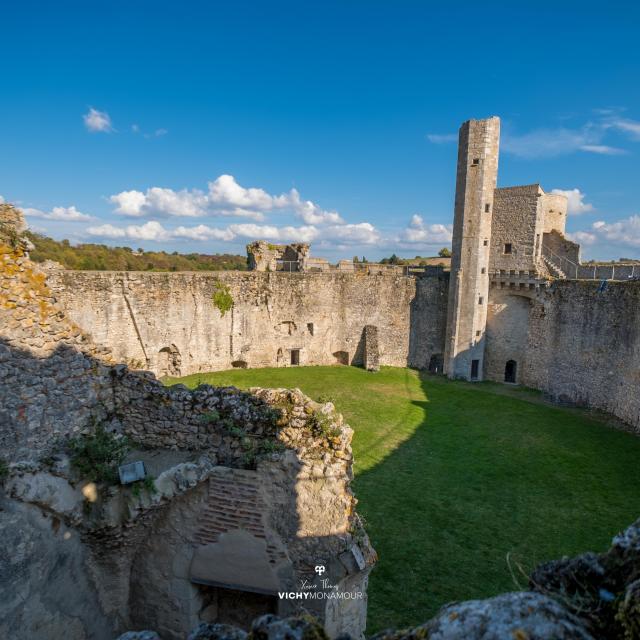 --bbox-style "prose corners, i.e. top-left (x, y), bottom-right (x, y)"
top-left (478, 296), bottom-right (484, 305)
top-left (504, 243), bottom-right (512, 254)
top-left (472, 158), bottom-right (480, 166)
top-left (481, 267), bottom-right (486, 274)
top-left (290, 349), bottom-right (300, 366)
top-left (471, 359), bottom-right (480, 380)
top-left (485, 204), bottom-right (491, 213)
top-left (476, 330), bottom-right (481, 337)
top-left (483, 239), bottom-right (488, 246)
